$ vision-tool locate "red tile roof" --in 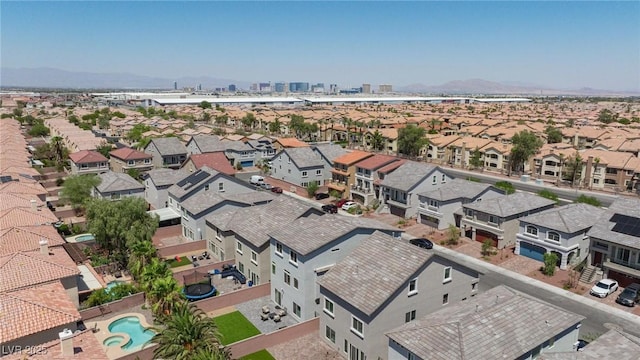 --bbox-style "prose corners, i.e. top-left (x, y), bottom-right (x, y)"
top-left (0, 181), bottom-right (48, 197)
top-left (68, 150), bottom-right (108, 164)
top-left (0, 281), bottom-right (81, 344)
top-left (186, 152), bottom-right (235, 175)
top-left (354, 154), bottom-right (399, 170)
top-left (276, 137), bottom-right (309, 148)
top-left (109, 147), bottom-right (152, 161)
top-left (2, 330), bottom-right (109, 359)
top-left (333, 150), bottom-right (373, 166)
top-left (0, 226), bottom-right (66, 256)
top-left (0, 207), bottom-right (59, 228)
top-left (0, 193), bottom-right (45, 212)
top-left (378, 159), bottom-right (406, 174)
top-left (0, 250), bottom-right (79, 292)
